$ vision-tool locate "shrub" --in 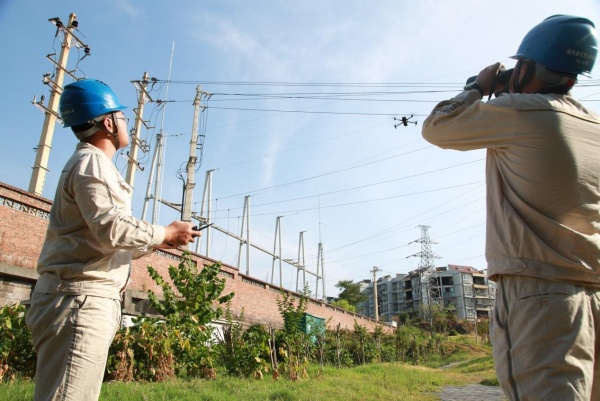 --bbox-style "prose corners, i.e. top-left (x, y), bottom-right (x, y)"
top-left (0, 304), bottom-right (36, 382)
top-left (106, 255), bottom-right (234, 382)
top-left (215, 308), bottom-right (271, 378)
